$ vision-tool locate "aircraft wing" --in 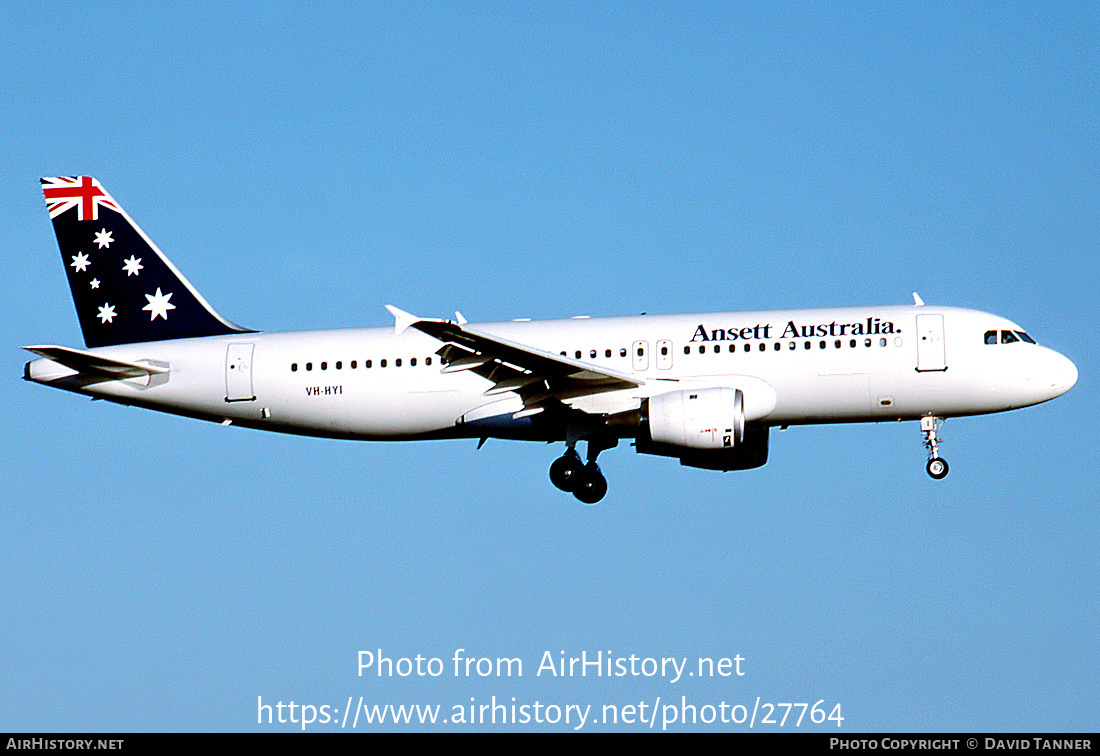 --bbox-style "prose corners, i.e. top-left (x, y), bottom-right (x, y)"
top-left (386, 306), bottom-right (642, 413)
top-left (23, 345), bottom-right (169, 379)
